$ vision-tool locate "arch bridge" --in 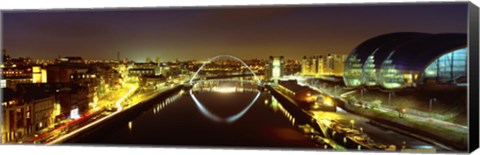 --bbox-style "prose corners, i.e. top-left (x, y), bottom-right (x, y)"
top-left (188, 55), bottom-right (262, 86)
top-left (187, 55), bottom-right (264, 123)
